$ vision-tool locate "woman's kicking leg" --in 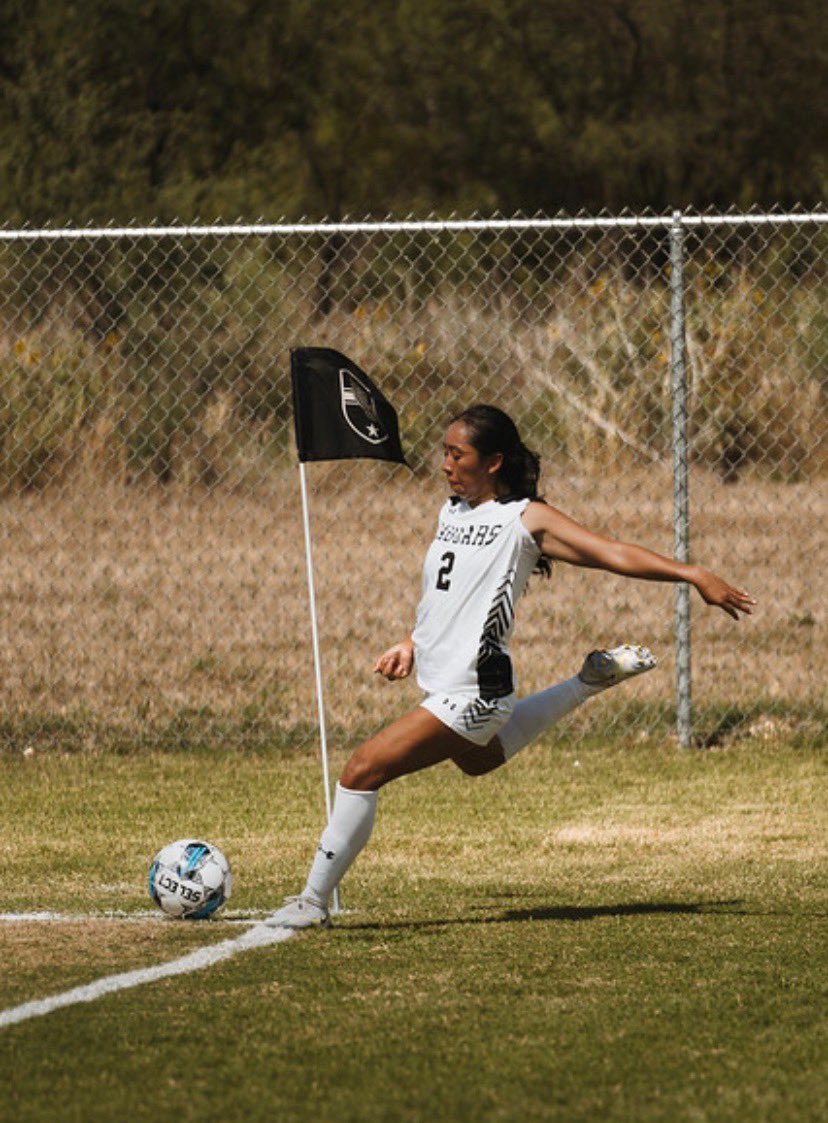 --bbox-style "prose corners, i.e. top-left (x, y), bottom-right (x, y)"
top-left (452, 644), bottom-right (657, 777)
